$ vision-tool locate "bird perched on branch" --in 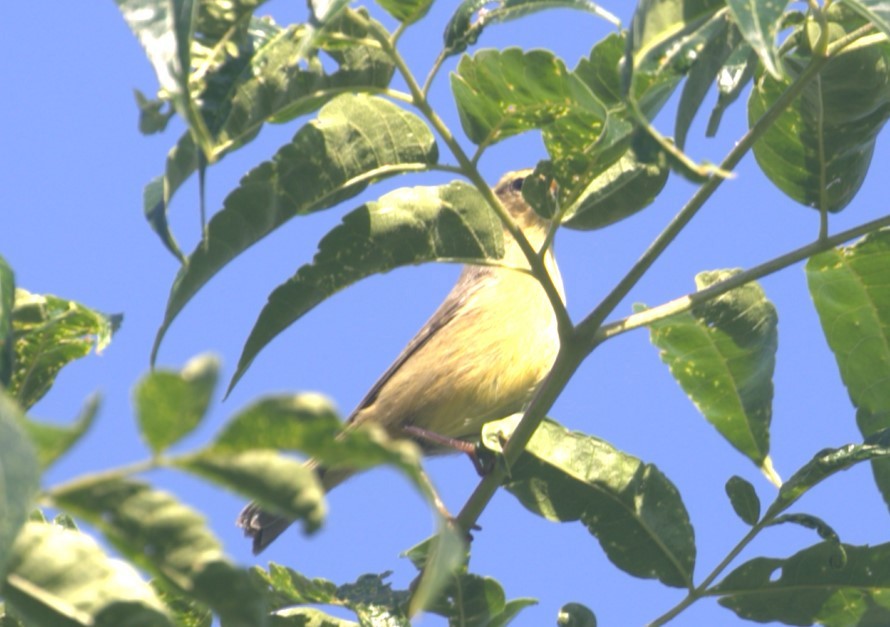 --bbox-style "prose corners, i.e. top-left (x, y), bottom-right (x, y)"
top-left (238, 169), bottom-right (565, 554)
